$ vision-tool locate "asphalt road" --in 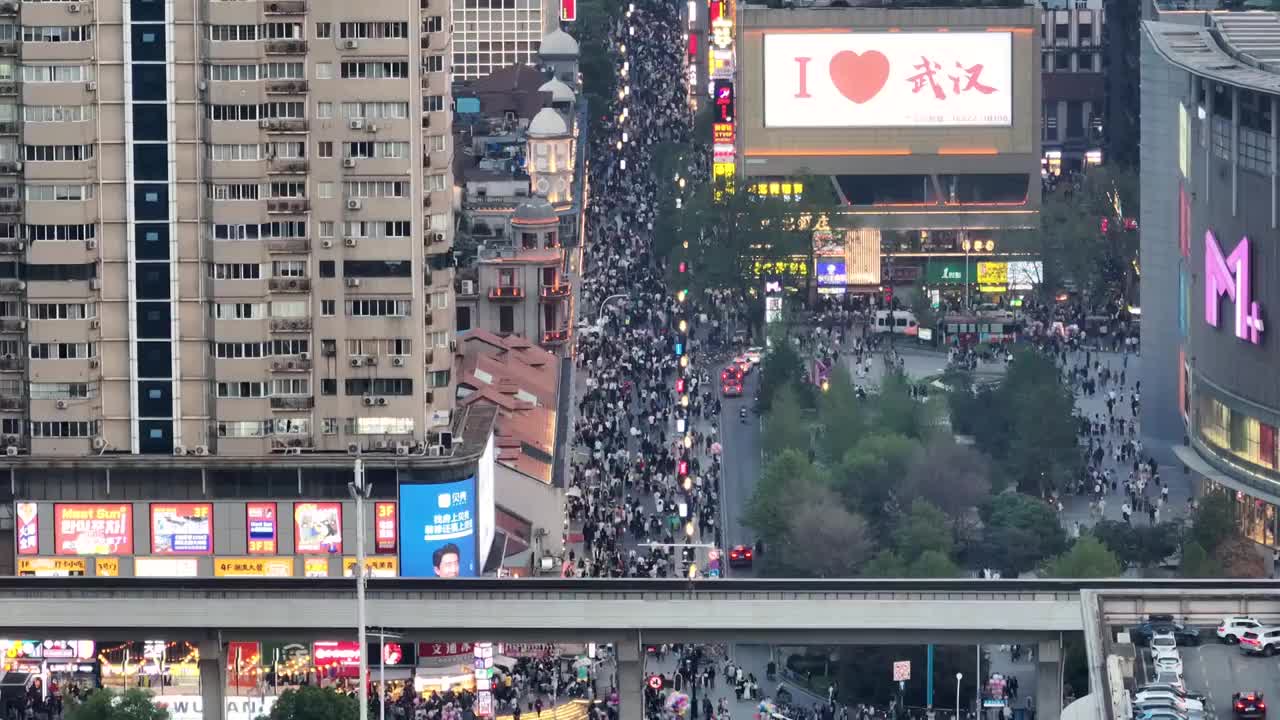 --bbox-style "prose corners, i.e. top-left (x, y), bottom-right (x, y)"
top-left (1158, 637), bottom-right (1280, 719)
top-left (718, 370), bottom-right (762, 578)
